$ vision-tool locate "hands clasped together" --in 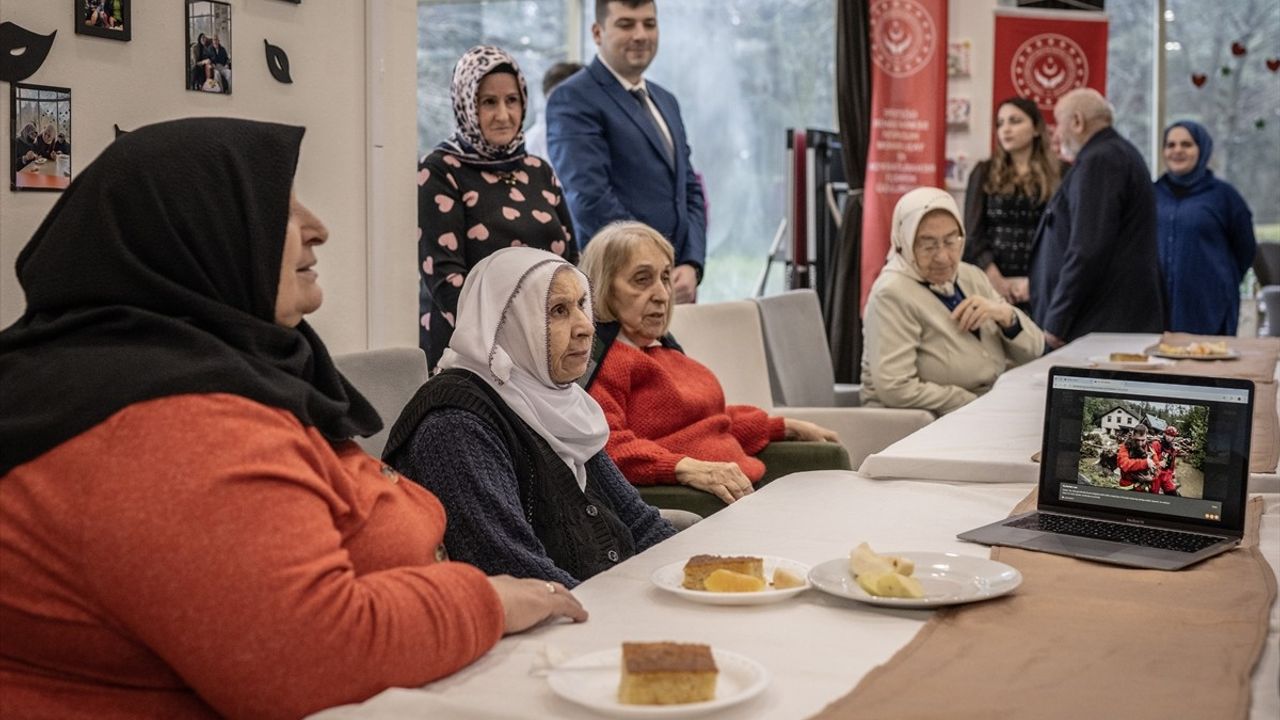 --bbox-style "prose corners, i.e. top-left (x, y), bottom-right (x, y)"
top-left (950, 295), bottom-right (1017, 333)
